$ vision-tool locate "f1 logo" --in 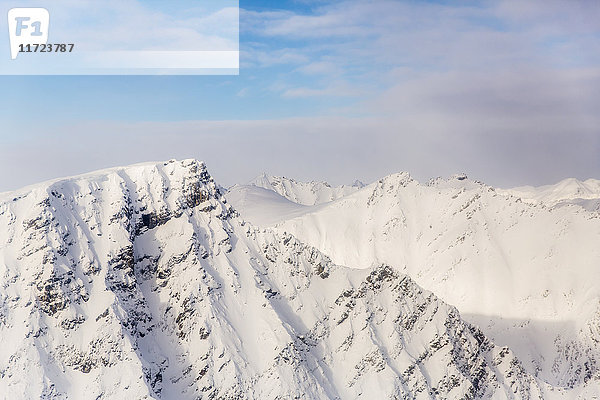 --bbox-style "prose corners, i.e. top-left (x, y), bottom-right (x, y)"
top-left (7, 8), bottom-right (49, 60)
